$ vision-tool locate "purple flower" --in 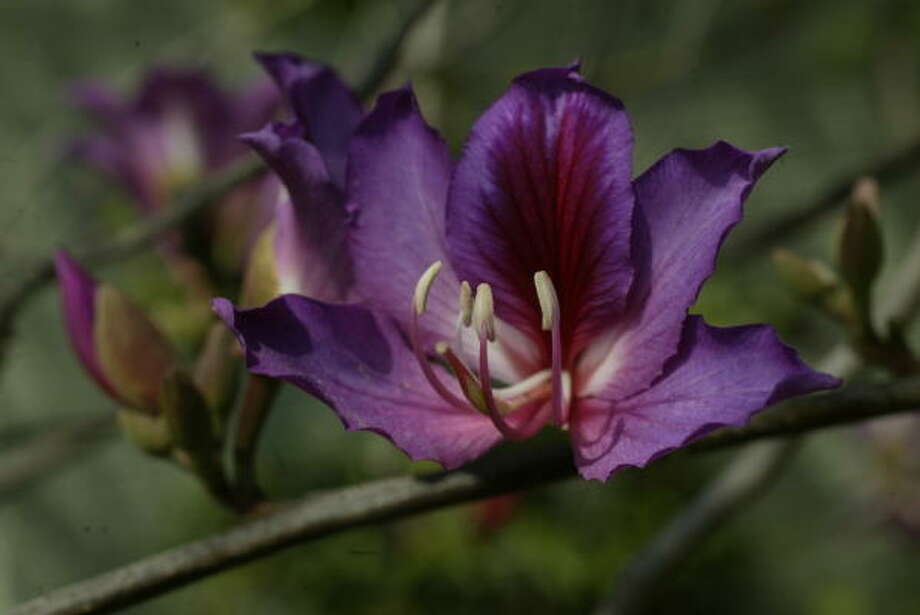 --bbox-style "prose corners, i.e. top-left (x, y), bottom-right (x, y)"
top-left (215, 63), bottom-right (840, 480)
top-left (55, 251), bottom-right (177, 412)
top-left (71, 67), bottom-right (278, 211)
top-left (236, 53), bottom-right (362, 303)
top-left (70, 67), bottom-right (283, 273)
